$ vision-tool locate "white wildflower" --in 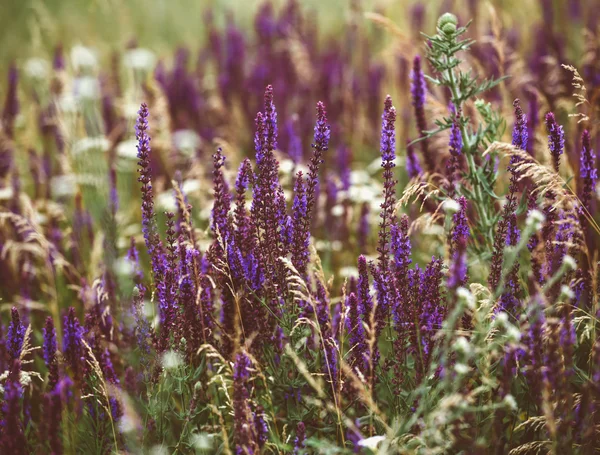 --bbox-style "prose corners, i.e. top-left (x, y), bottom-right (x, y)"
top-left (161, 350), bottom-right (183, 370)
top-left (24, 58), bottom-right (49, 80)
top-left (123, 48), bottom-right (156, 71)
top-left (443, 199), bottom-right (461, 214)
top-left (71, 45), bottom-right (98, 71)
top-left (357, 435), bottom-right (386, 449)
